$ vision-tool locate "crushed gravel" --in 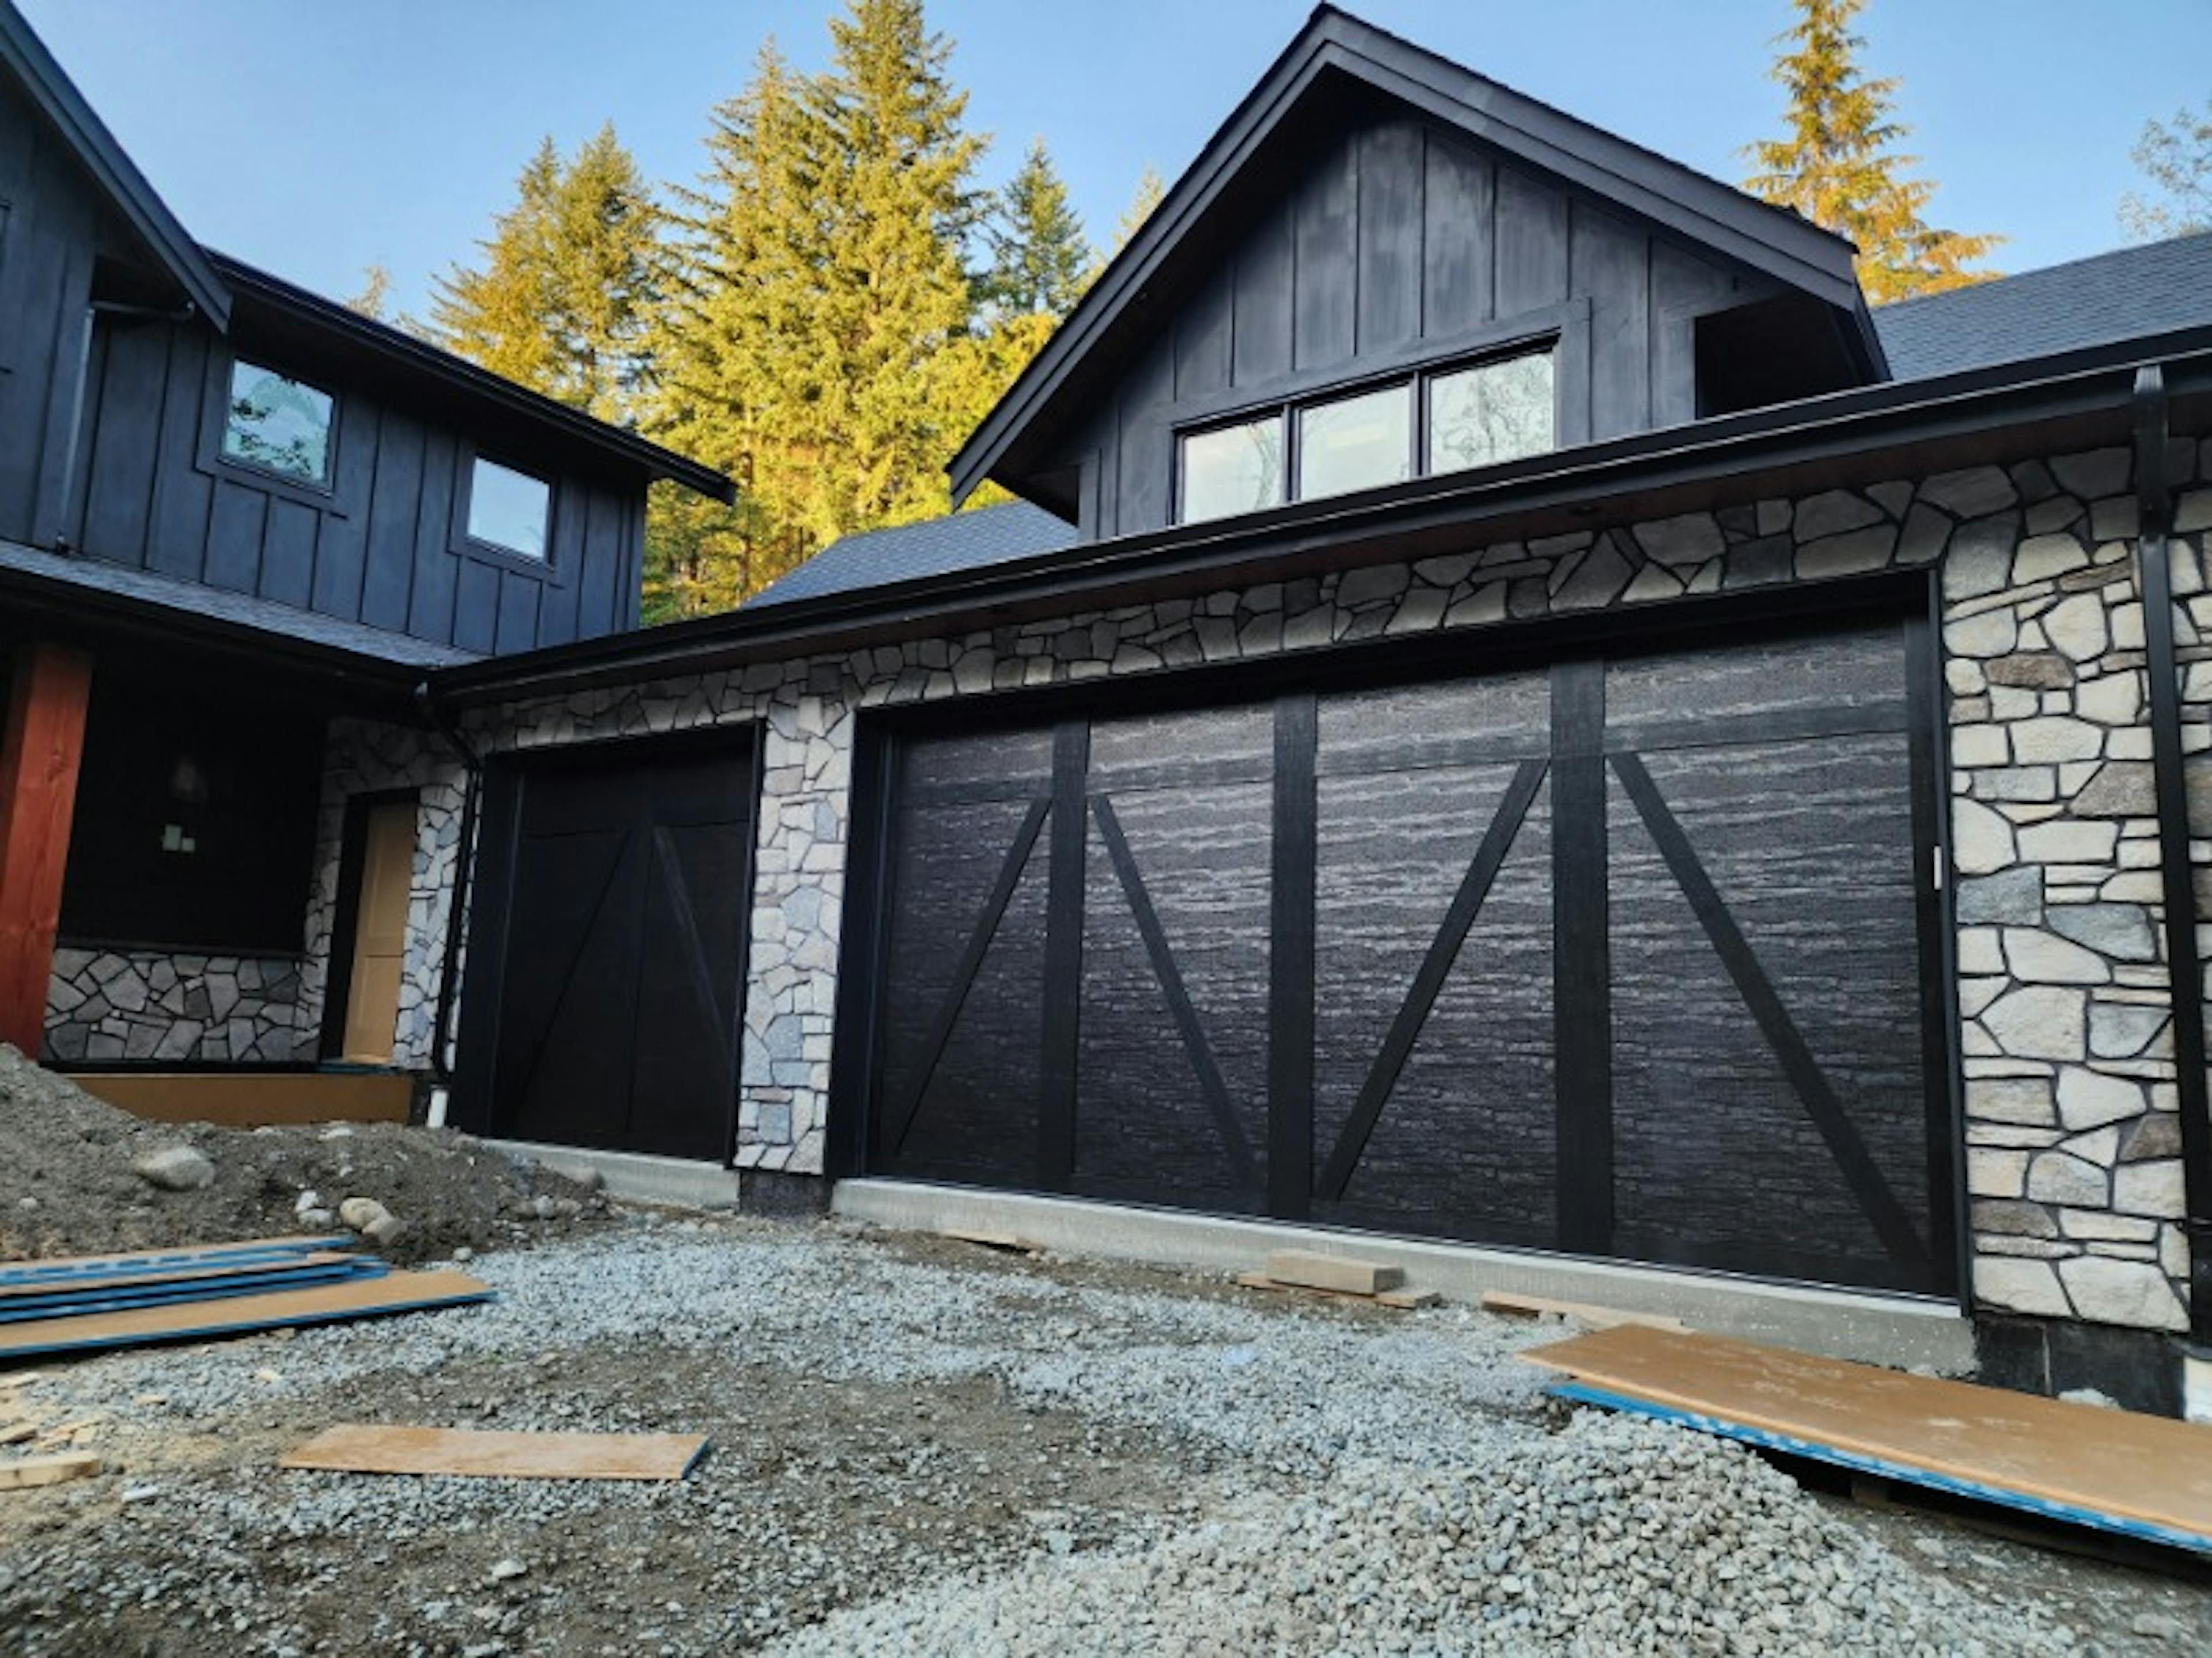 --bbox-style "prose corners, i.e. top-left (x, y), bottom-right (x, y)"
top-left (1, 1215), bottom-right (2204, 1655)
